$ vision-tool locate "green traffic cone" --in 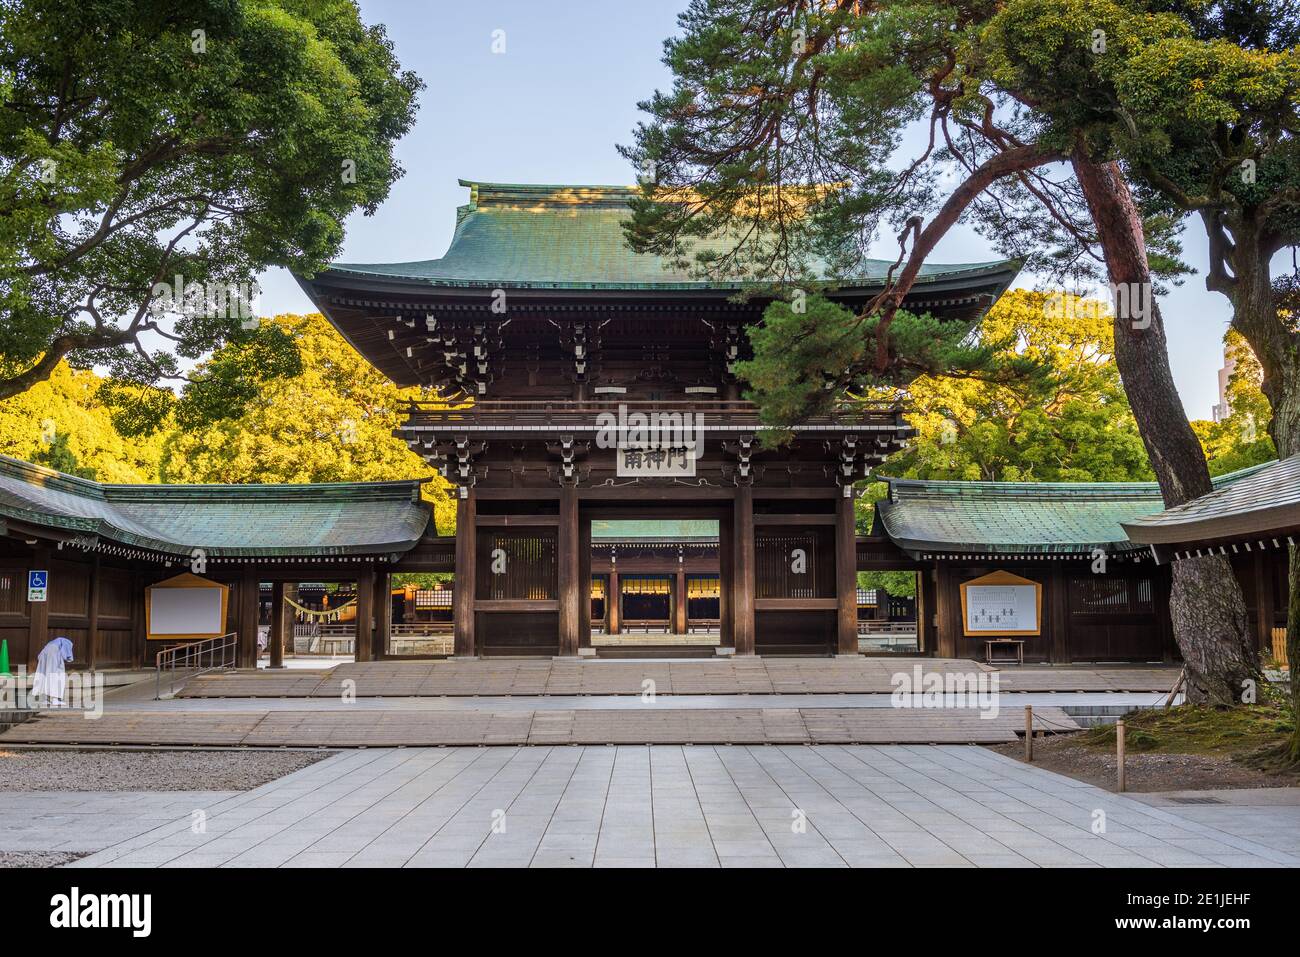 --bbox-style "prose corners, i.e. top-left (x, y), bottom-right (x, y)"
top-left (0, 638), bottom-right (10, 676)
